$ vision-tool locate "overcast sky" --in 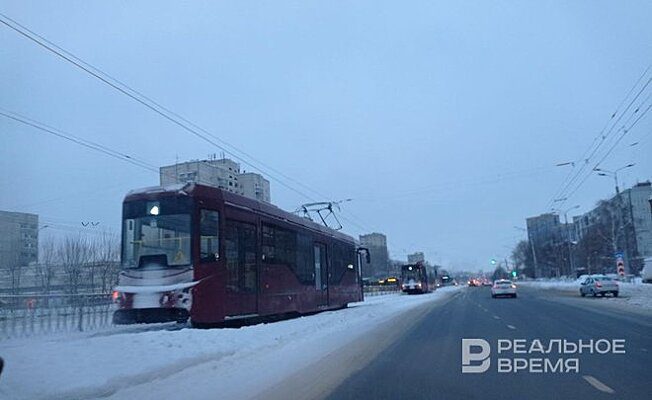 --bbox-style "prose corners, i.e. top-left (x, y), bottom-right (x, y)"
top-left (1, 1), bottom-right (651, 271)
